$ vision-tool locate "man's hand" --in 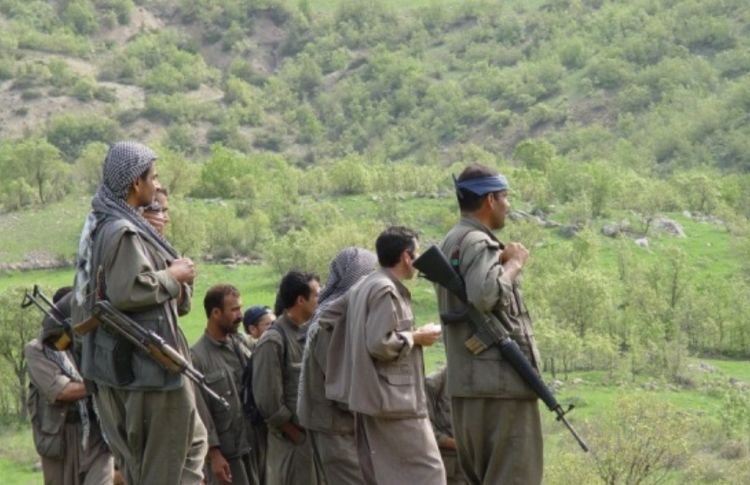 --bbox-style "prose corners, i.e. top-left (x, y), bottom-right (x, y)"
top-left (209, 447), bottom-right (232, 483)
top-left (438, 436), bottom-right (457, 450)
top-left (168, 258), bottom-right (196, 284)
top-left (500, 242), bottom-right (529, 282)
top-left (142, 210), bottom-right (166, 234)
top-left (280, 422), bottom-right (305, 444)
top-left (413, 323), bottom-right (442, 347)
